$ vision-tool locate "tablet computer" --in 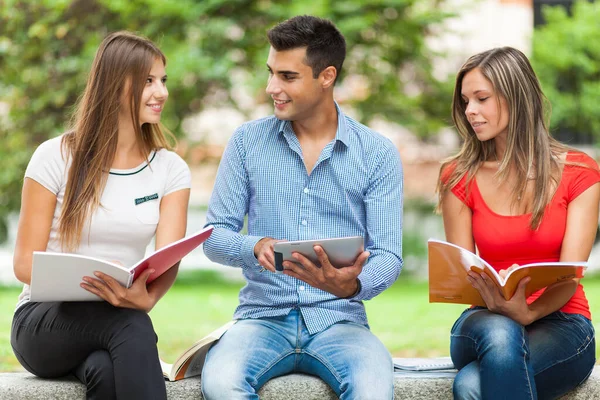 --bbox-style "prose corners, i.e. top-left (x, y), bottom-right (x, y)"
top-left (273, 236), bottom-right (364, 272)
